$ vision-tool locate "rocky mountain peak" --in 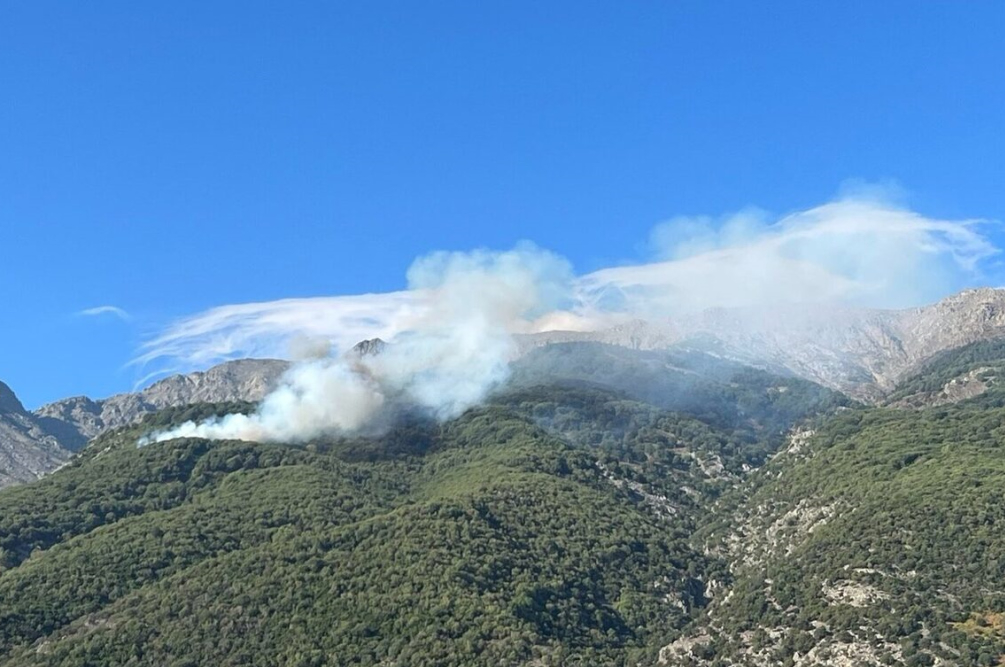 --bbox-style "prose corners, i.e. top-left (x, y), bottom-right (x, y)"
top-left (0, 381), bottom-right (25, 415)
top-left (351, 338), bottom-right (387, 357)
top-left (0, 380), bottom-right (71, 488)
top-left (926, 286), bottom-right (1005, 310)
